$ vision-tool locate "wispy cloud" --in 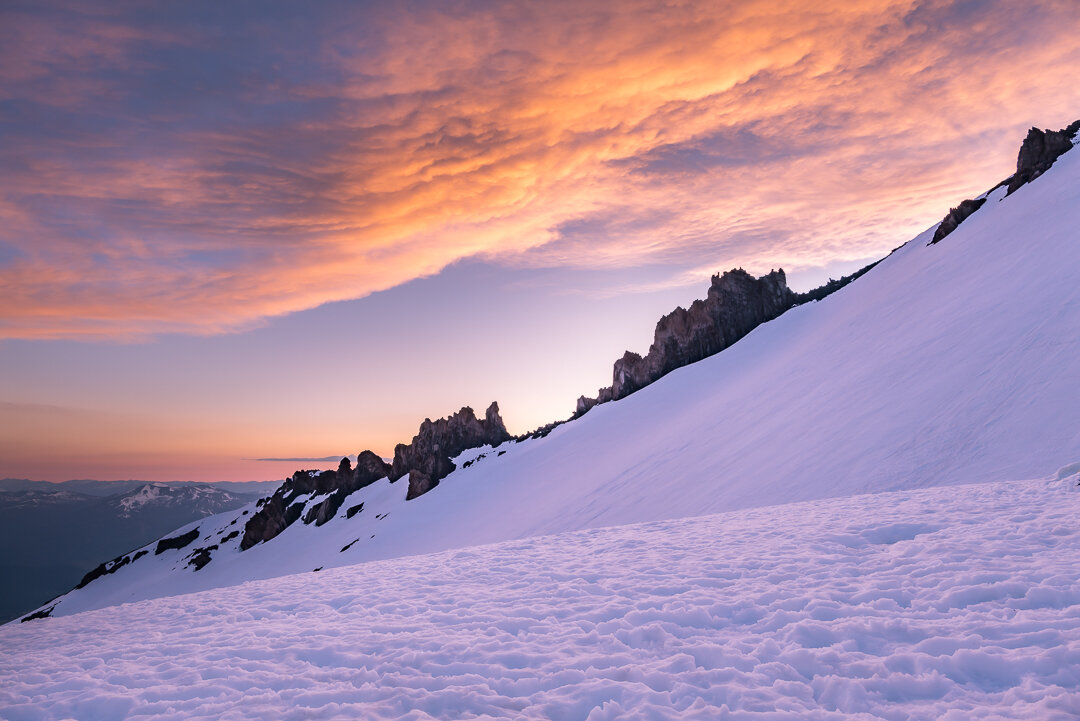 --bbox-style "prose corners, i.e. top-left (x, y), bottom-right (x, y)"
top-left (251, 456), bottom-right (348, 463)
top-left (2, 0), bottom-right (1079, 338)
